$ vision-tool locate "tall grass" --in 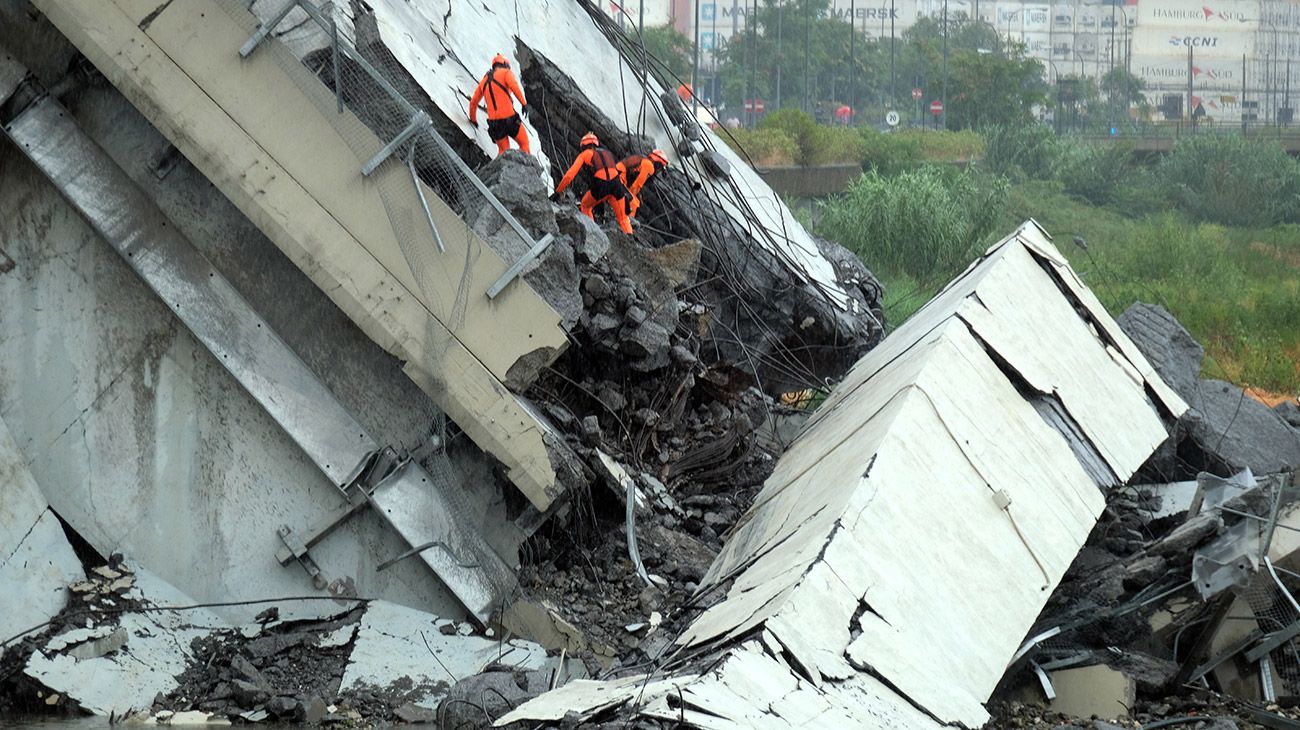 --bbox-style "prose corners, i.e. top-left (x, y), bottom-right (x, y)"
top-left (819, 166), bottom-right (1009, 281)
top-left (1156, 135), bottom-right (1300, 228)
